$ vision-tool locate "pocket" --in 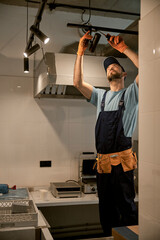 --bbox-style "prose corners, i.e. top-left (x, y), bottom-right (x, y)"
top-left (120, 152), bottom-right (137, 172)
top-left (98, 157), bottom-right (111, 173)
